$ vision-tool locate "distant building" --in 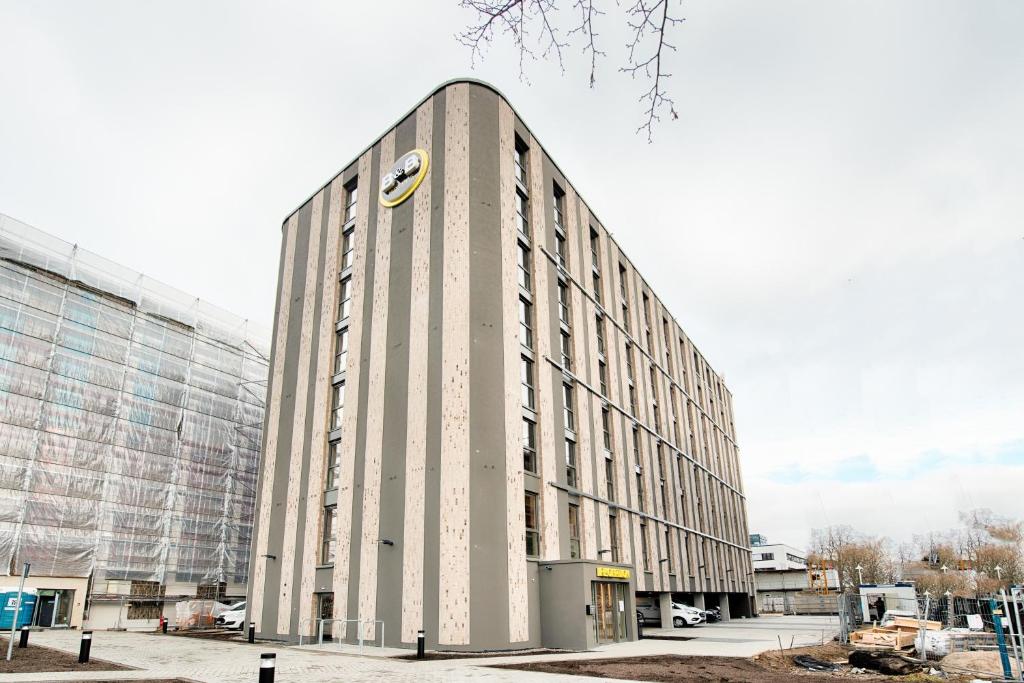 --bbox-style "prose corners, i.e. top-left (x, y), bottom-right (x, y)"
top-left (750, 534), bottom-right (838, 613)
top-left (0, 214), bottom-right (269, 629)
top-left (751, 539), bottom-right (807, 572)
